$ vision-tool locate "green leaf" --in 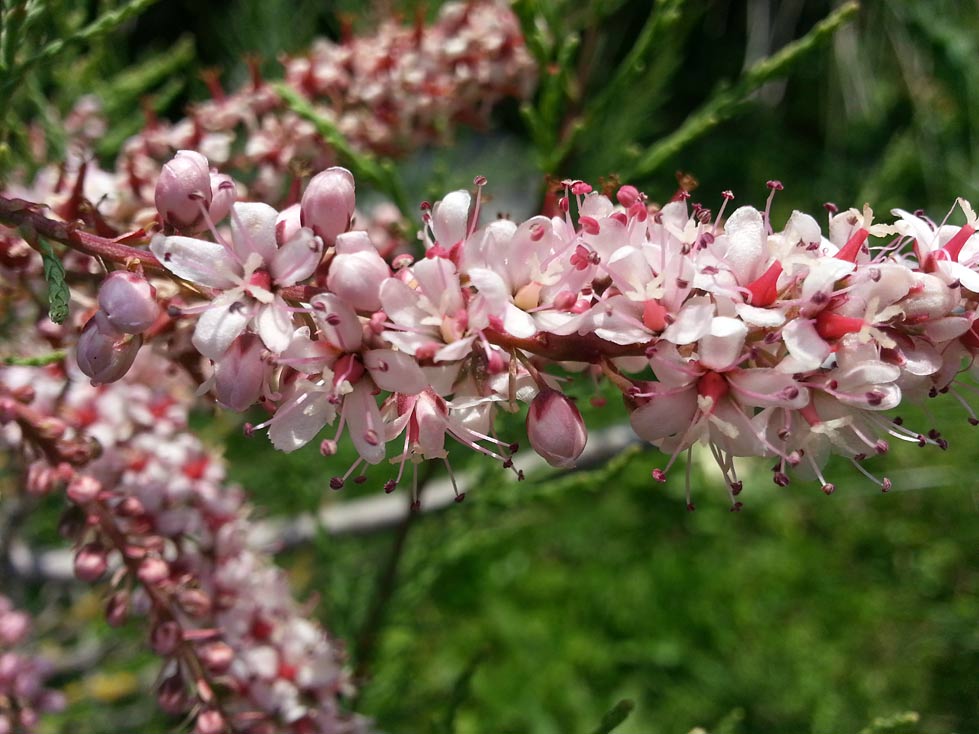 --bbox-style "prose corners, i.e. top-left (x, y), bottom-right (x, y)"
top-left (38, 238), bottom-right (70, 324)
top-left (2, 350), bottom-right (67, 366)
top-left (590, 699), bottom-right (635, 734)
